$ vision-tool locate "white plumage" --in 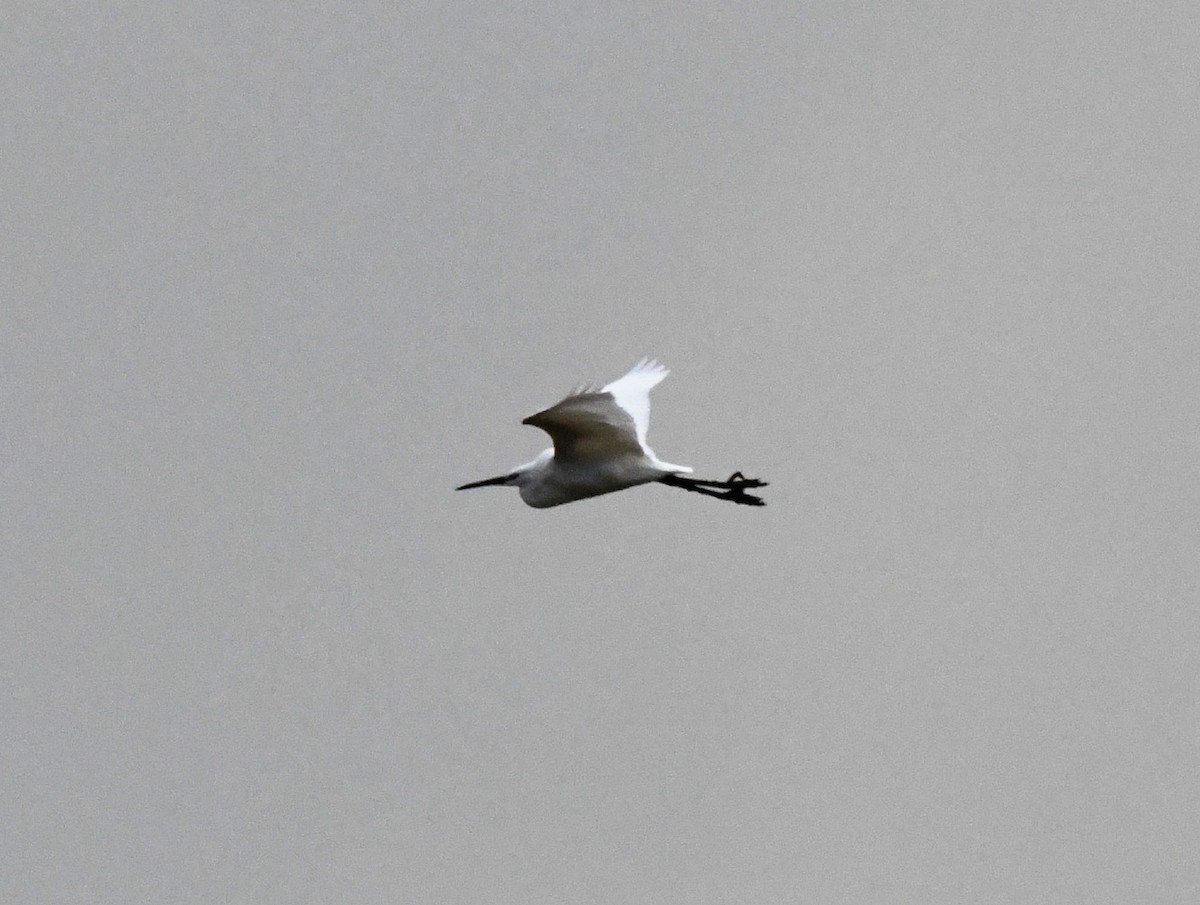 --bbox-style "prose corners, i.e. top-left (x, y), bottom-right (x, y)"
top-left (457, 359), bottom-right (768, 509)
